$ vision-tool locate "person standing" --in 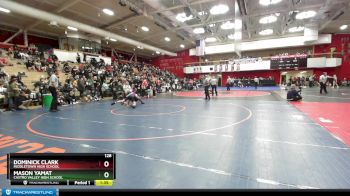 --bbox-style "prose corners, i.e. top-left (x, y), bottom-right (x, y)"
top-left (49, 70), bottom-right (59, 112)
top-left (210, 76), bottom-right (218, 96)
top-left (254, 76), bottom-right (259, 90)
top-left (226, 76), bottom-right (231, 91)
top-left (309, 74), bottom-right (315, 88)
top-left (7, 76), bottom-right (20, 111)
top-left (204, 76), bottom-right (211, 100)
top-left (174, 78), bottom-right (178, 91)
top-left (333, 74), bottom-right (338, 88)
top-left (319, 72), bottom-right (328, 94)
